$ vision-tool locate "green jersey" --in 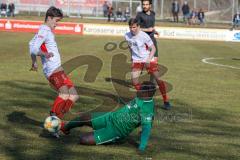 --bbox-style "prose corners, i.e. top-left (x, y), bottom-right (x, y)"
top-left (110, 97), bottom-right (154, 150)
